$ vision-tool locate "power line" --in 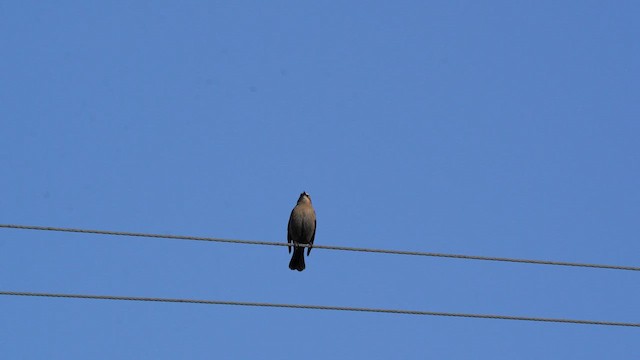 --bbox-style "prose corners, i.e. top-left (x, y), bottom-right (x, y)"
top-left (1, 290), bottom-right (637, 328)
top-left (1, 223), bottom-right (638, 272)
